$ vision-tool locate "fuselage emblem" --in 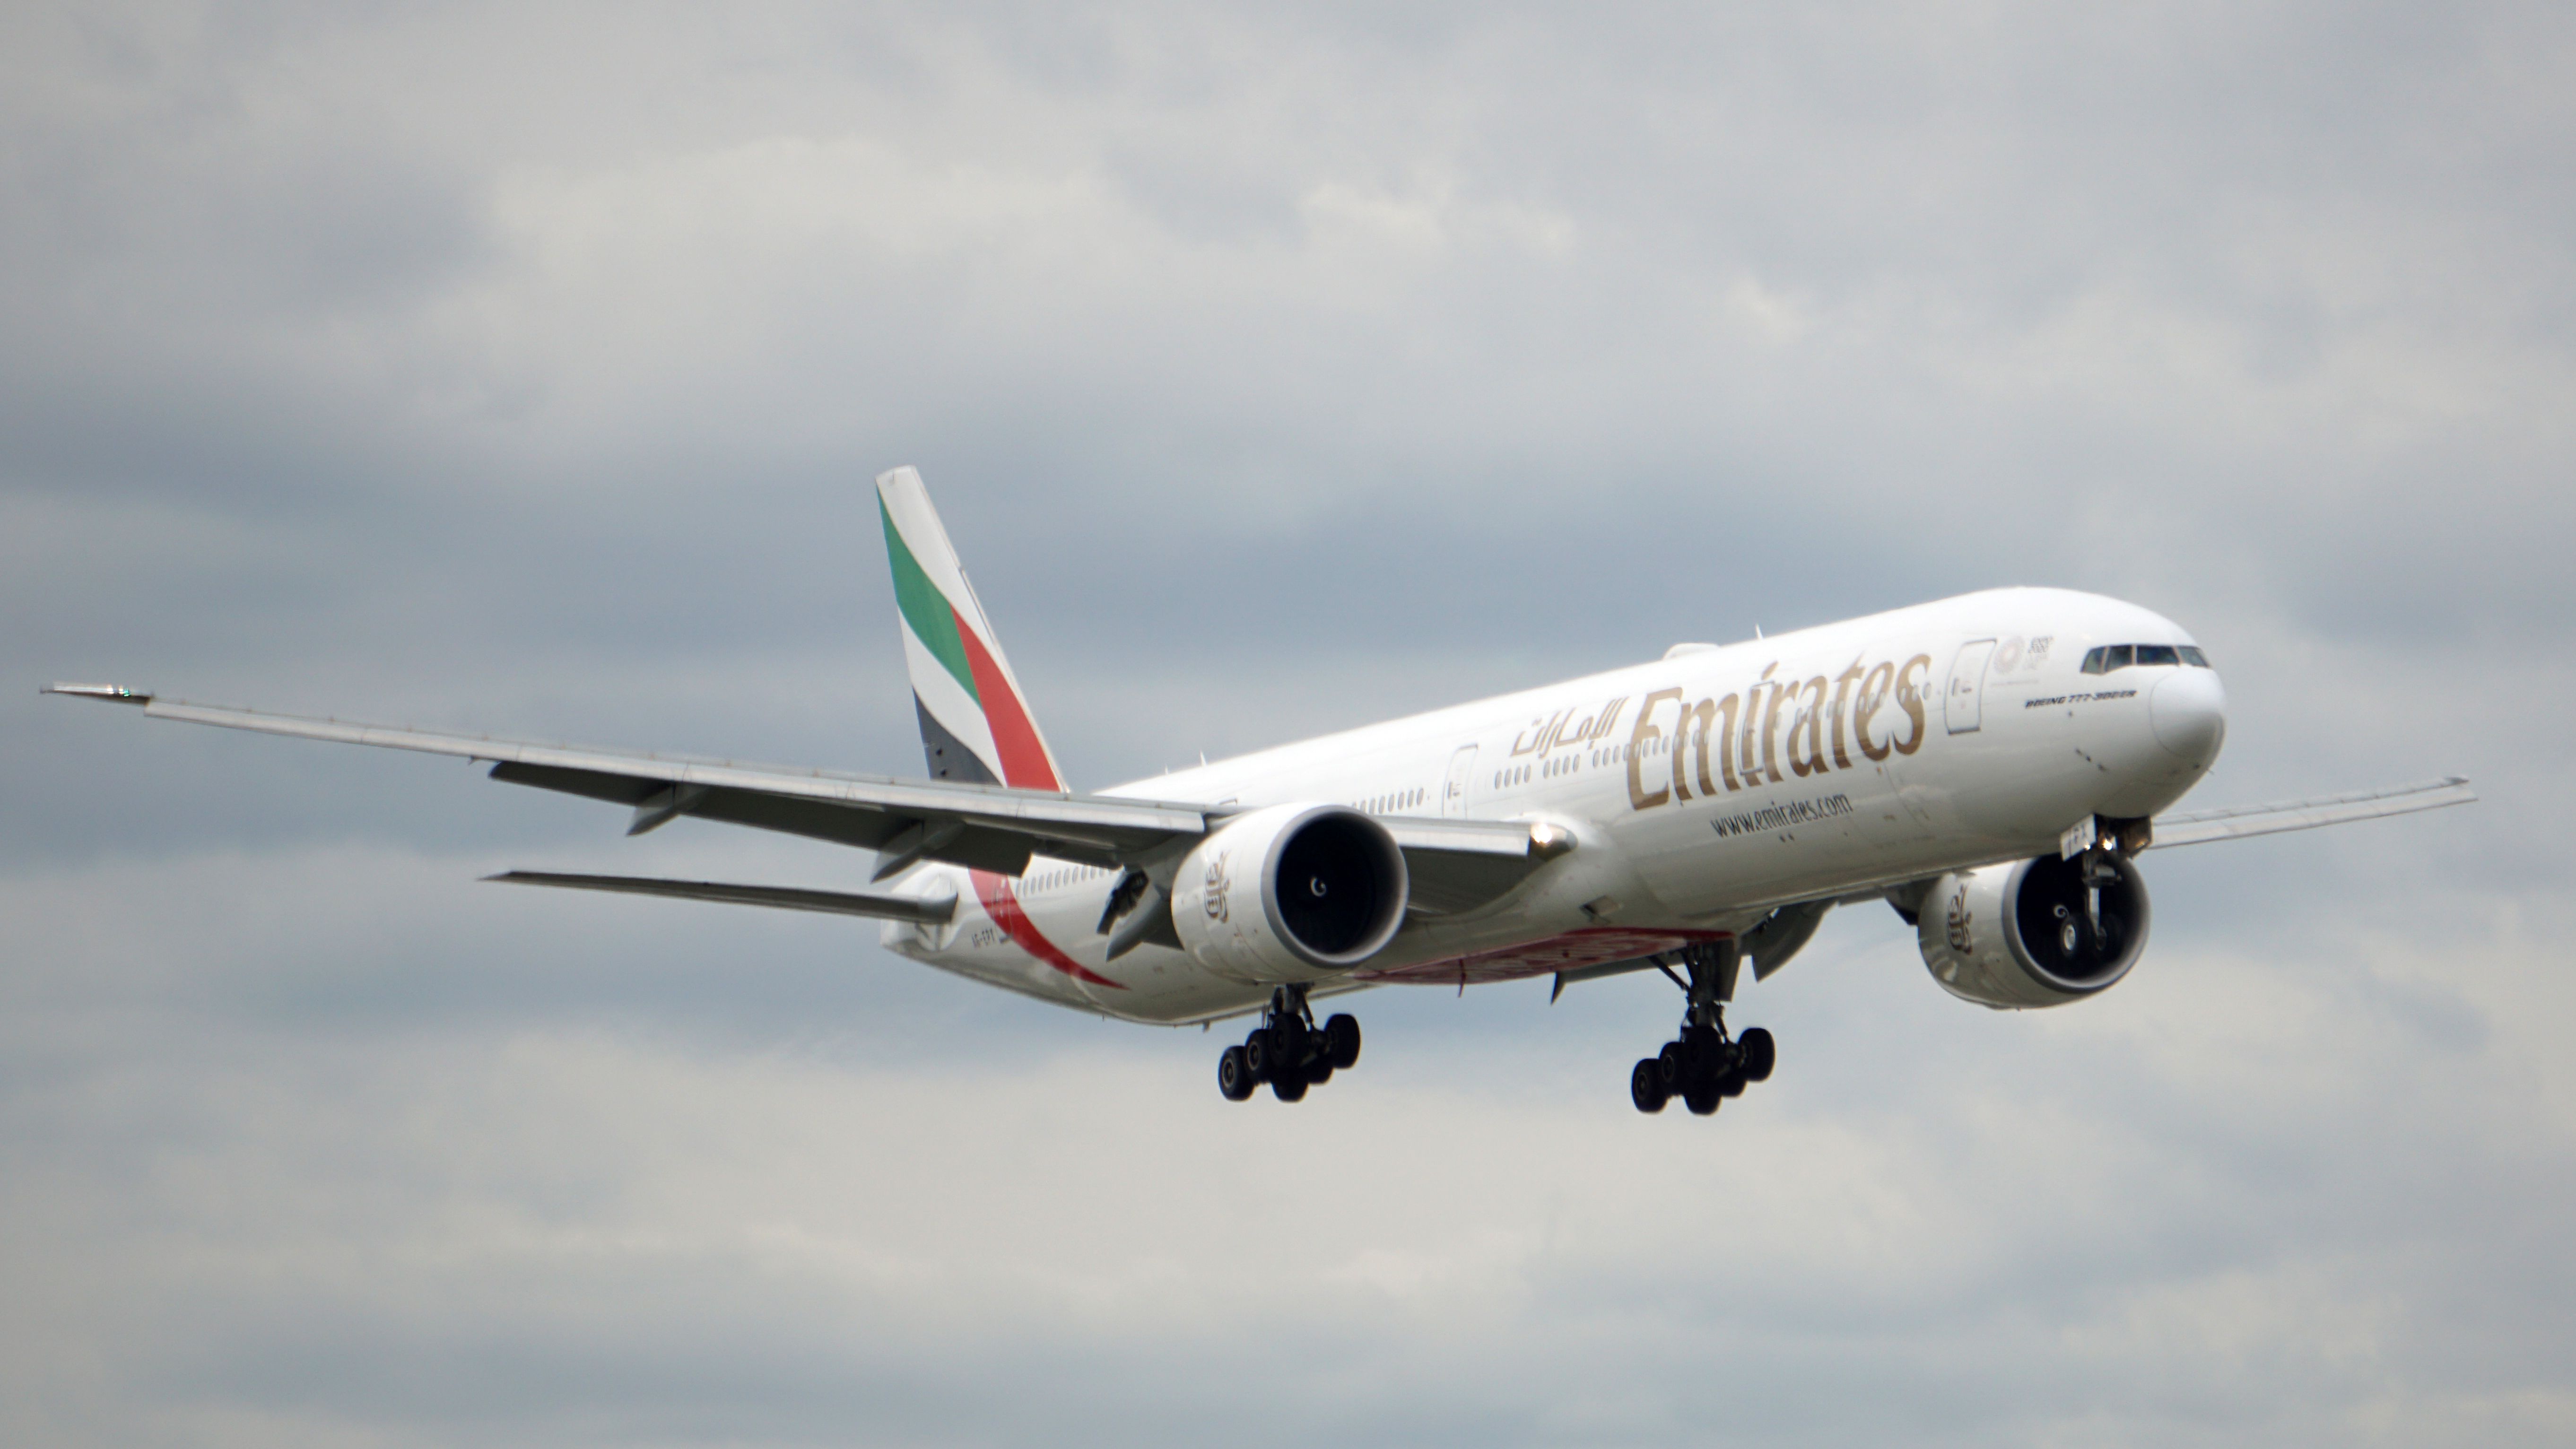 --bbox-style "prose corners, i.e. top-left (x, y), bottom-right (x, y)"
top-left (1205, 849), bottom-right (1232, 926)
